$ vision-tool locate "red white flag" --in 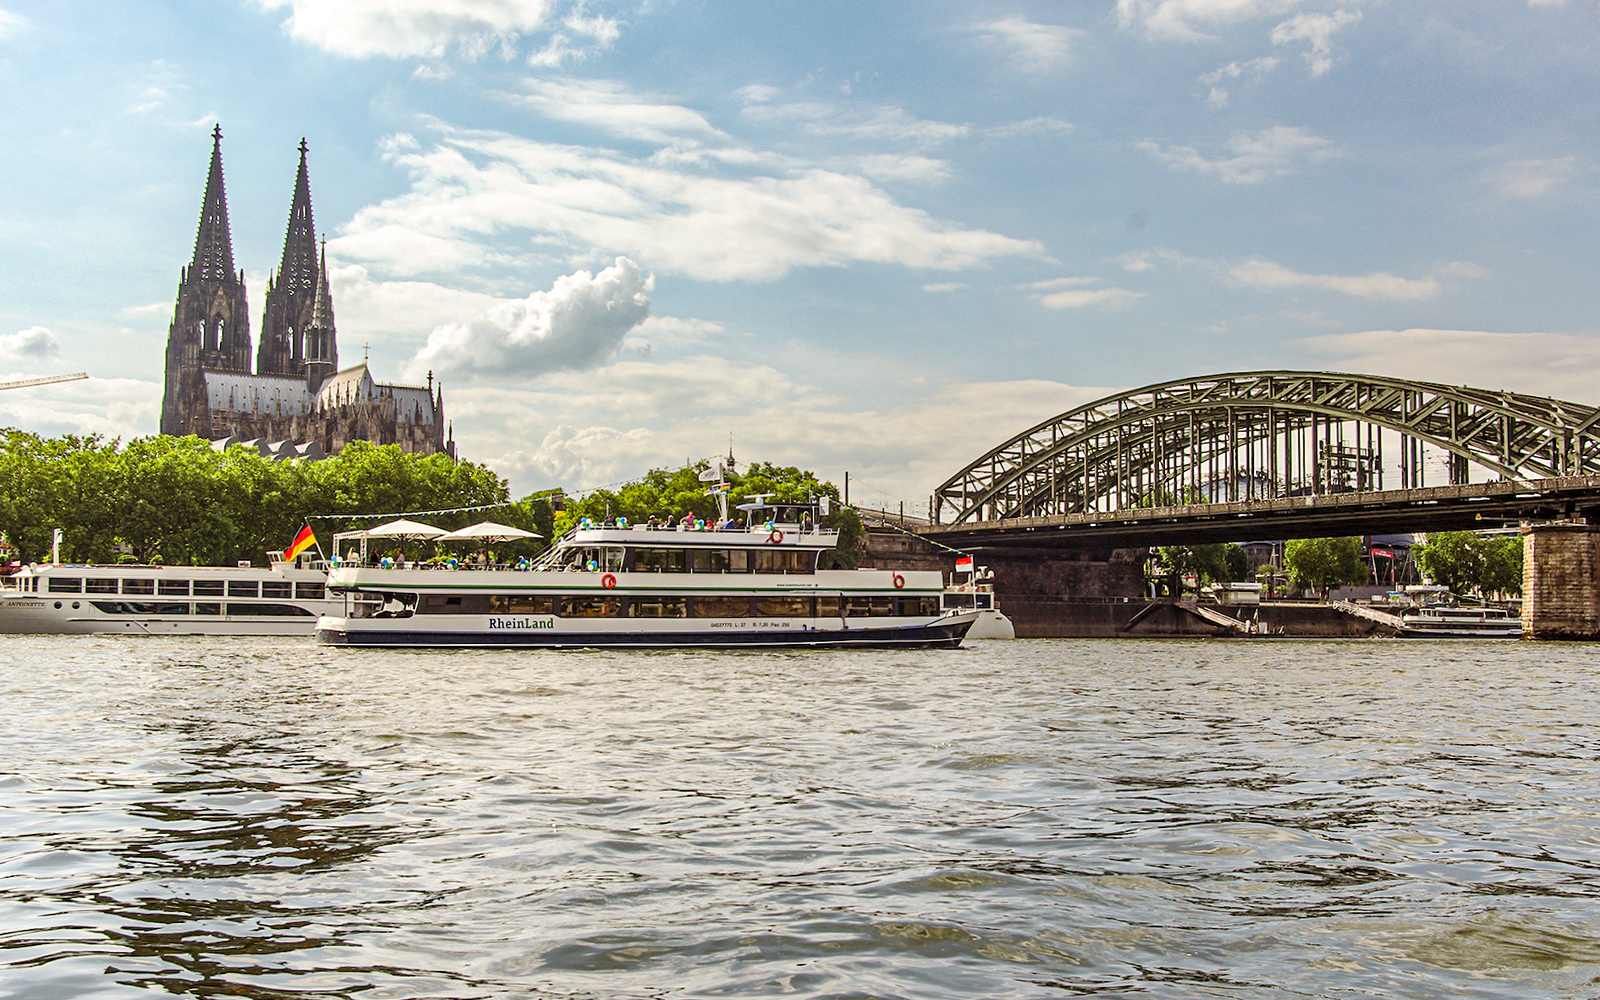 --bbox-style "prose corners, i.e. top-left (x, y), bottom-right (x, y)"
top-left (955, 555), bottom-right (974, 571)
